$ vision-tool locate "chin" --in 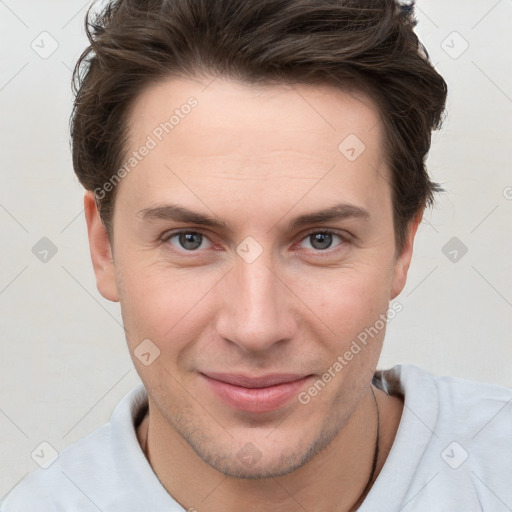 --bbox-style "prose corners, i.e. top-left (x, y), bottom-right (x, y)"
top-left (184, 418), bottom-right (343, 480)
top-left (200, 450), bottom-right (307, 480)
